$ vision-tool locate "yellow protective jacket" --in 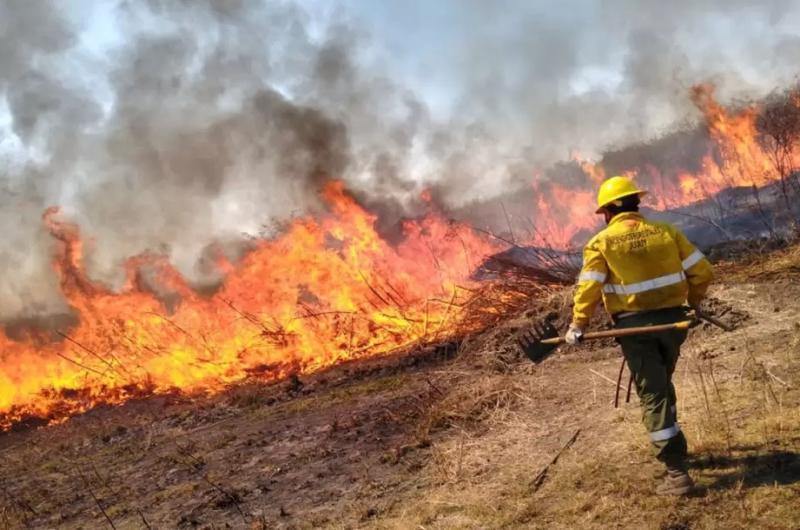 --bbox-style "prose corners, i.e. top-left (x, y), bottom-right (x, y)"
top-left (572, 212), bottom-right (713, 327)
